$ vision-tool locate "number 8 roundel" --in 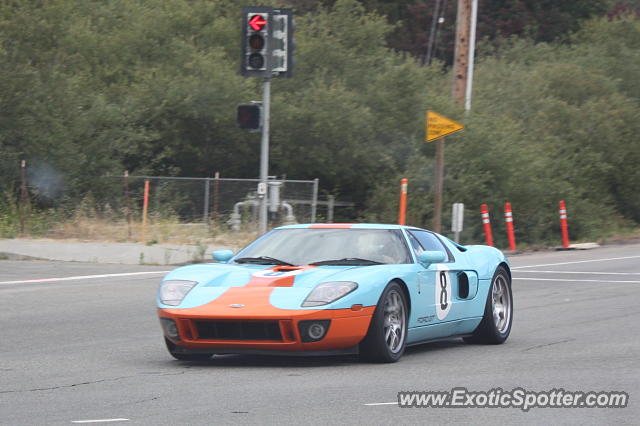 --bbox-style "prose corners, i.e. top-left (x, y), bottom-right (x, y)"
top-left (435, 265), bottom-right (452, 320)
